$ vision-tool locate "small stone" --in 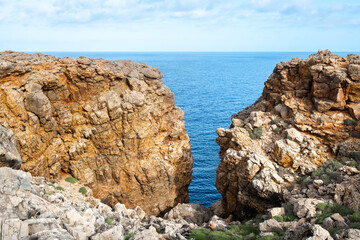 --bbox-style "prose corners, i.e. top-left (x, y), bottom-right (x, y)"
top-left (259, 219), bottom-right (283, 233)
top-left (330, 213), bottom-right (345, 222)
top-left (322, 217), bottom-right (334, 230)
top-left (268, 207), bottom-right (285, 218)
